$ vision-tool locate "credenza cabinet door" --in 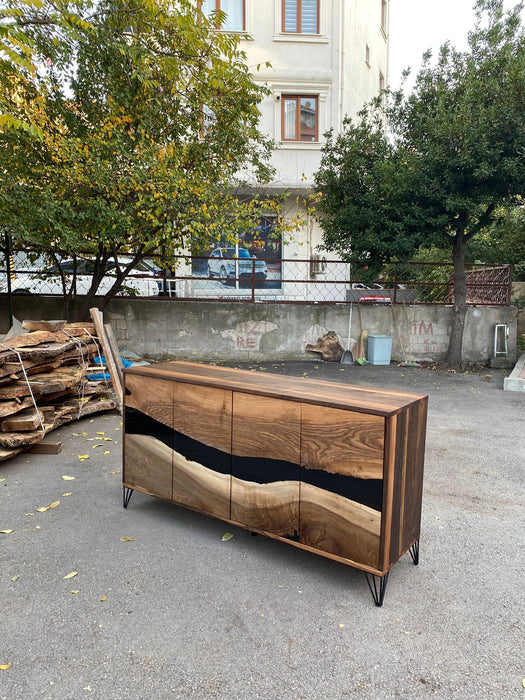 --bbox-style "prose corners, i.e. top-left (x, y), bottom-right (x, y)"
top-left (299, 404), bottom-right (385, 570)
top-left (124, 374), bottom-right (174, 501)
top-left (231, 393), bottom-right (301, 539)
top-left (170, 381), bottom-right (232, 520)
